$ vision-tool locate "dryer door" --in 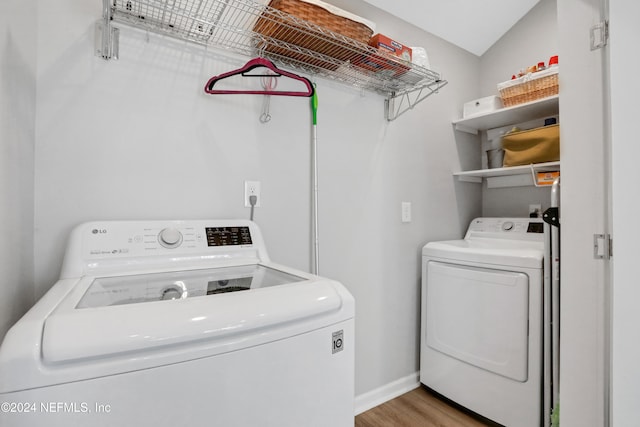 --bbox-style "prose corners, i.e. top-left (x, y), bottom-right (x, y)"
top-left (425, 261), bottom-right (529, 382)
